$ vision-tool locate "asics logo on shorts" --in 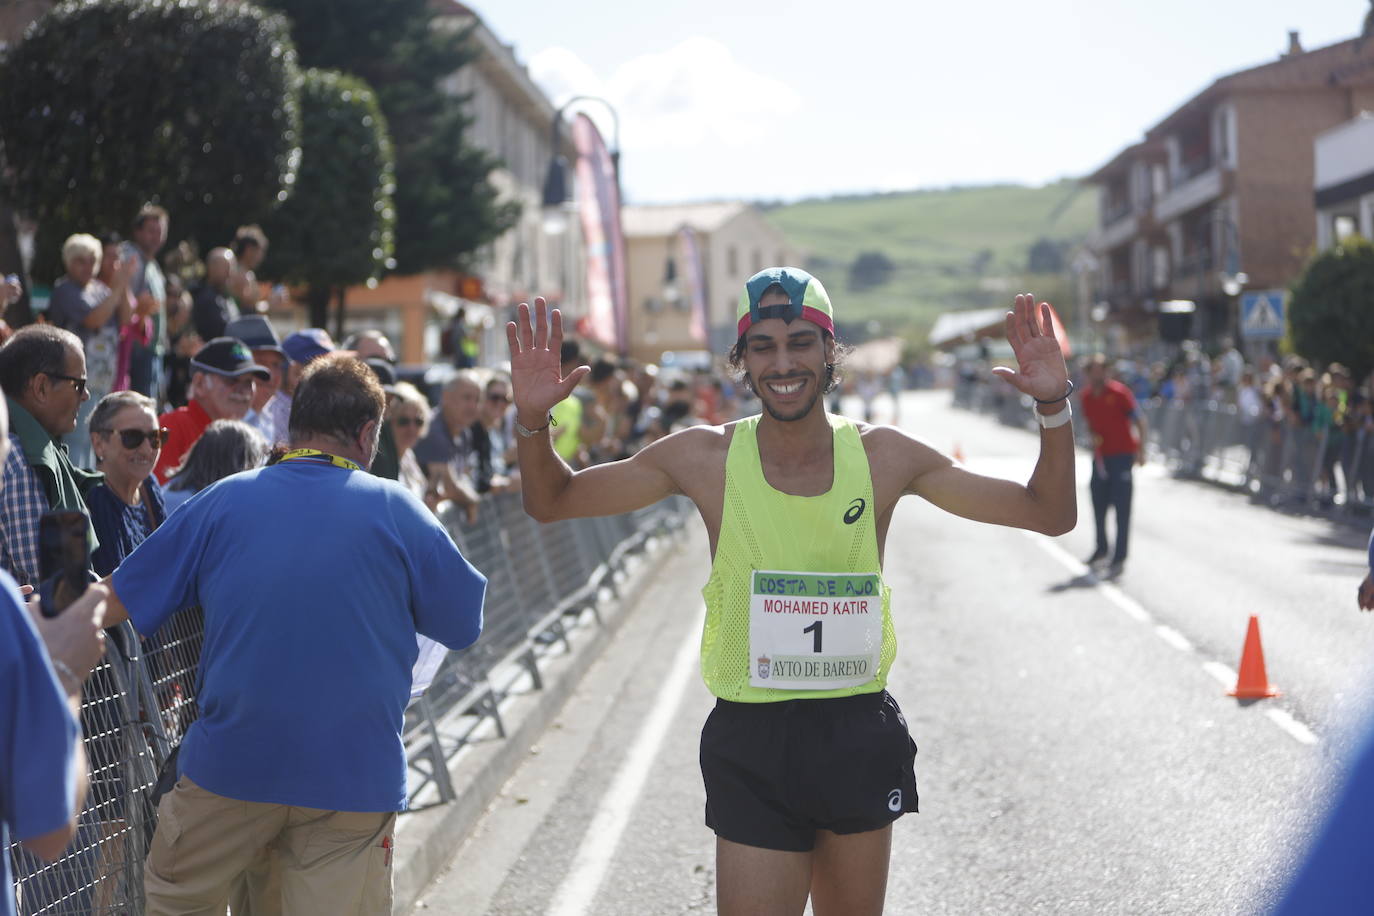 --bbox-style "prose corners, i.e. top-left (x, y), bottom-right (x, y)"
top-left (843, 498), bottom-right (865, 525)
top-left (887, 789), bottom-right (902, 812)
